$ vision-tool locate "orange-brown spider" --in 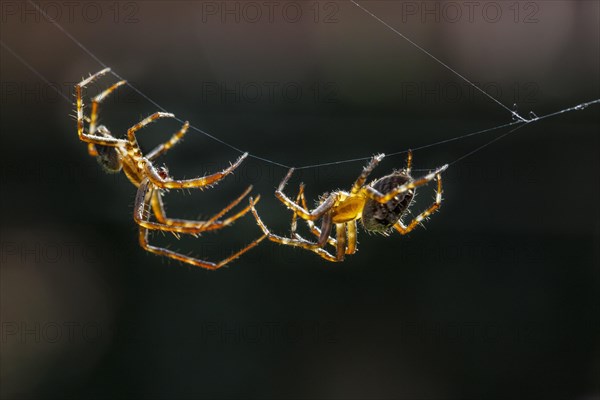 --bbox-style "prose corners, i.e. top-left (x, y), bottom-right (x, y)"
top-left (250, 152), bottom-right (448, 262)
top-left (76, 68), bottom-right (266, 269)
